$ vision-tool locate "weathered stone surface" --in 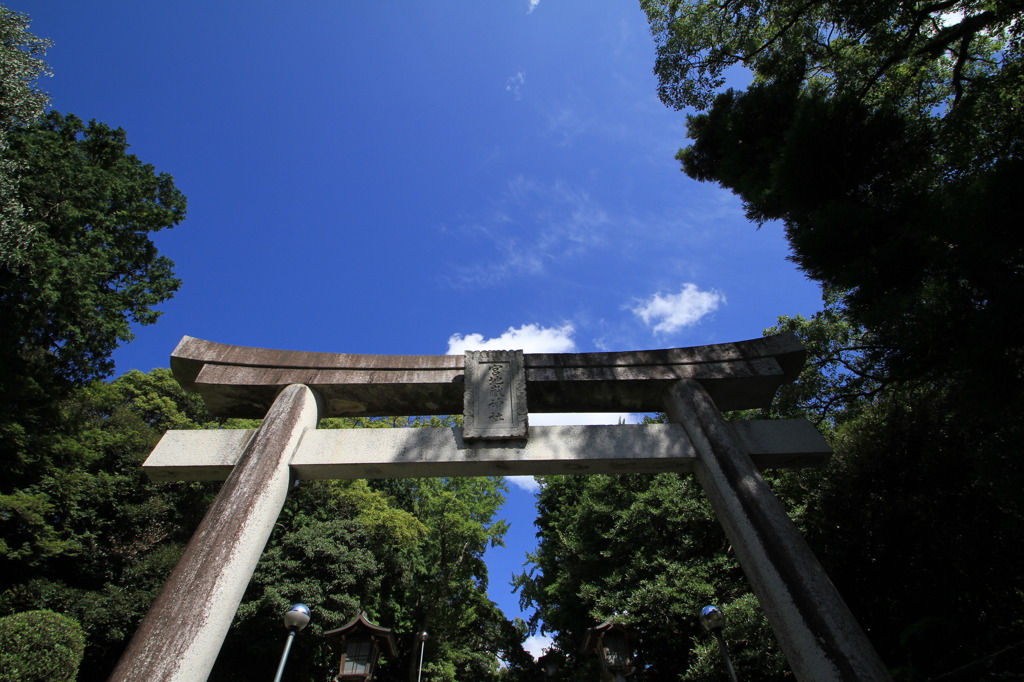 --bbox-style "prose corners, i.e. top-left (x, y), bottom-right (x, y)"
top-left (110, 384), bottom-right (321, 682)
top-left (144, 428), bottom-right (257, 480)
top-left (463, 350), bottom-right (528, 439)
top-left (169, 333), bottom-right (805, 417)
top-left (142, 420), bottom-right (831, 481)
top-left (665, 379), bottom-right (891, 681)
